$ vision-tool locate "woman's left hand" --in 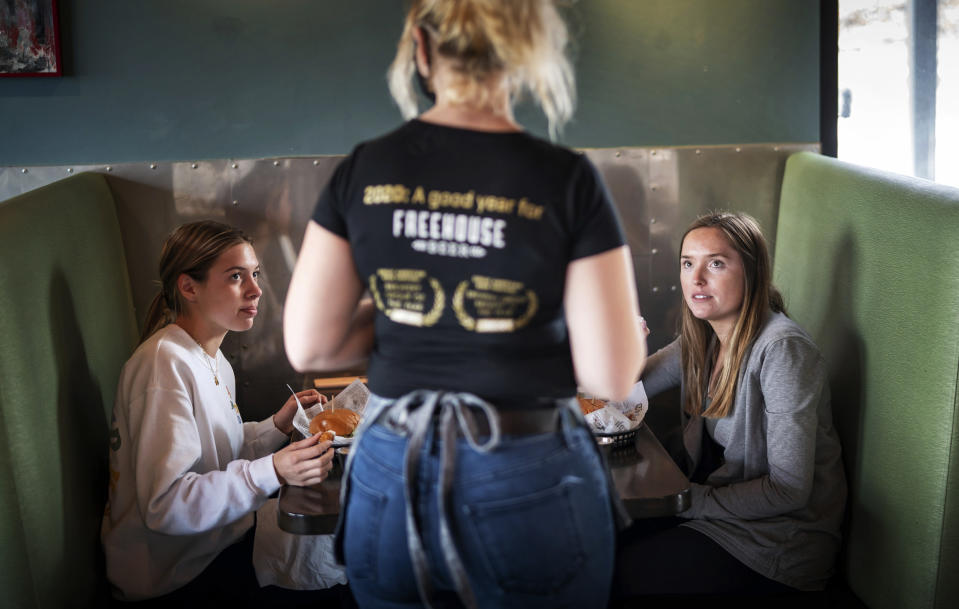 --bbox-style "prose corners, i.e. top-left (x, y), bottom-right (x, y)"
top-left (639, 316), bottom-right (650, 337)
top-left (273, 389), bottom-right (327, 435)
